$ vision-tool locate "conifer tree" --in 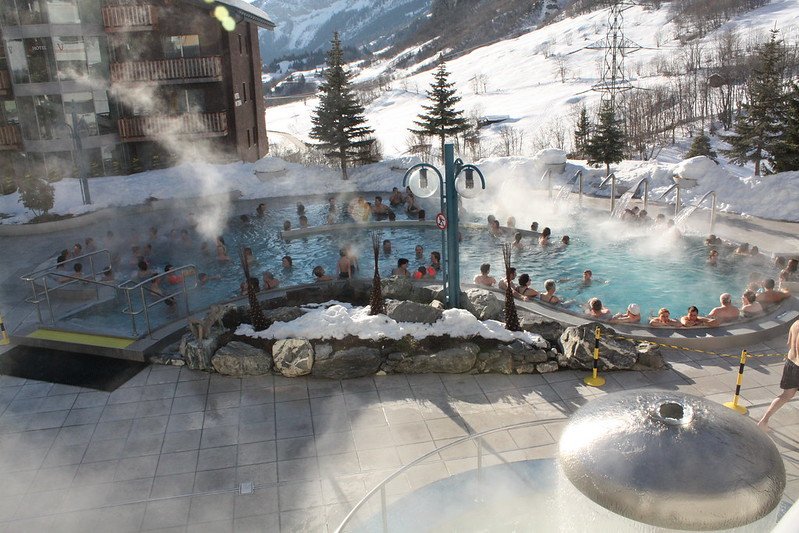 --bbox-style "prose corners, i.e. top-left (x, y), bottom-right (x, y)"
top-left (587, 100), bottom-right (626, 176)
top-left (770, 83), bottom-right (799, 173)
top-left (685, 131), bottom-right (717, 161)
top-left (310, 32), bottom-right (375, 180)
top-left (573, 106), bottom-right (591, 159)
top-left (411, 61), bottom-right (470, 161)
top-left (722, 29), bottom-right (786, 176)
